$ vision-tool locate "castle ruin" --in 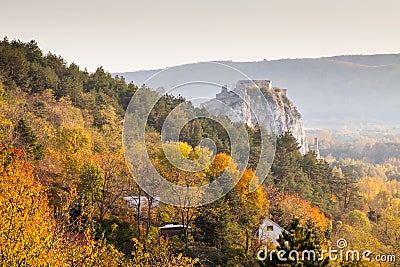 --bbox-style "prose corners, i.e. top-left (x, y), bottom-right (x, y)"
top-left (201, 79), bottom-right (309, 154)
